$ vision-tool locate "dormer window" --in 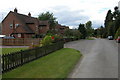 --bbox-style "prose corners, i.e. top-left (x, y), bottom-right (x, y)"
top-left (15, 24), bottom-right (19, 28)
top-left (10, 24), bottom-right (13, 29)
